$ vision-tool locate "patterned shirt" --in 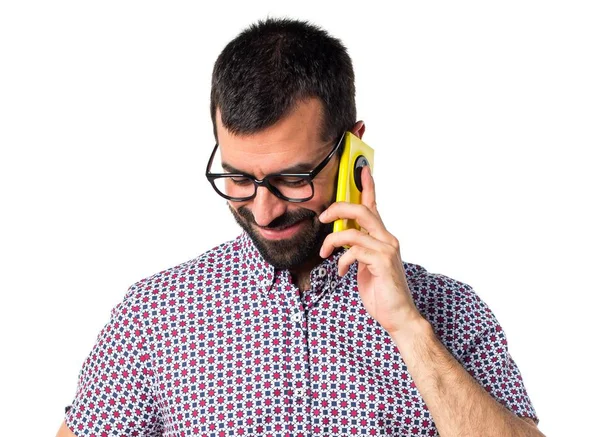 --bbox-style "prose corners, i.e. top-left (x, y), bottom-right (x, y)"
top-left (65, 231), bottom-right (538, 436)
